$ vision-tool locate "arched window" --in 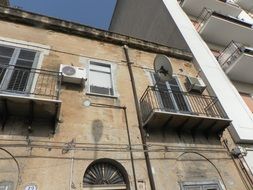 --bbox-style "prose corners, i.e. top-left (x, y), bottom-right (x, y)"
top-left (83, 158), bottom-right (129, 190)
